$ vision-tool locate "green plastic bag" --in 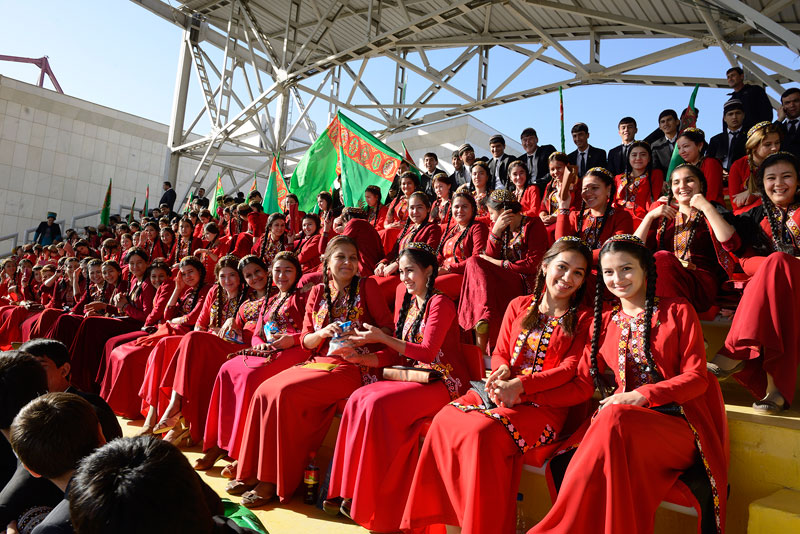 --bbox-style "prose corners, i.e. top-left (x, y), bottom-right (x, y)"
top-left (222, 498), bottom-right (270, 534)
